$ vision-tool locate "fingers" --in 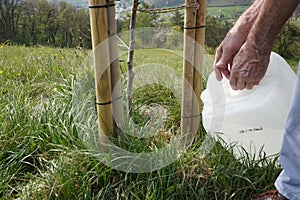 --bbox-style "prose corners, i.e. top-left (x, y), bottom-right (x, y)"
top-left (230, 77), bottom-right (256, 90)
top-left (214, 46), bottom-right (233, 81)
top-left (222, 66), bottom-right (231, 80)
top-left (215, 48), bottom-right (232, 68)
top-left (214, 65), bottom-right (223, 81)
top-left (214, 47), bottom-right (223, 81)
top-left (246, 81), bottom-right (255, 90)
top-left (237, 78), bottom-right (245, 90)
top-left (214, 45), bottom-right (222, 64)
top-left (229, 77), bottom-right (237, 90)
top-left (254, 80), bottom-right (260, 85)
